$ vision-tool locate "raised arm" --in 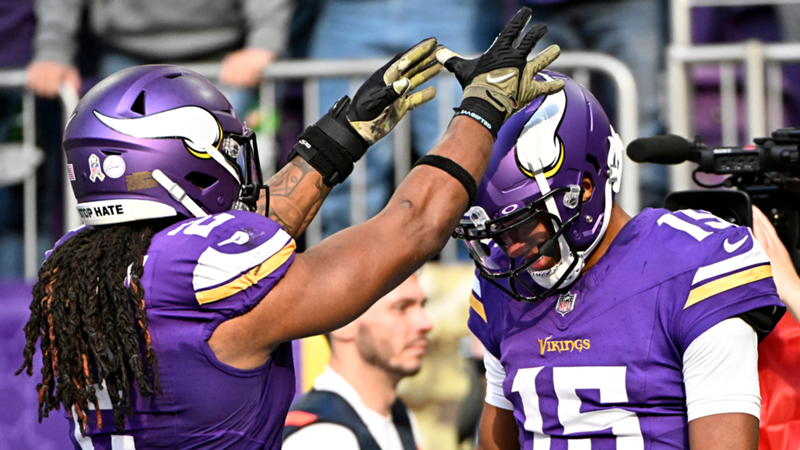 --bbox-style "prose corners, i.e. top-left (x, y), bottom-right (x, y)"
top-left (209, 8), bottom-right (563, 369)
top-left (213, 117), bottom-right (494, 368)
top-left (257, 158), bottom-right (331, 238)
top-left (267, 114), bottom-right (494, 340)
